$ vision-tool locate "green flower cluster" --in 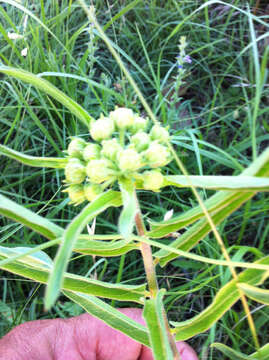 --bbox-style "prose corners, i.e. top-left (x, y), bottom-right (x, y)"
top-left (63, 107), bottom-right (172, 205)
